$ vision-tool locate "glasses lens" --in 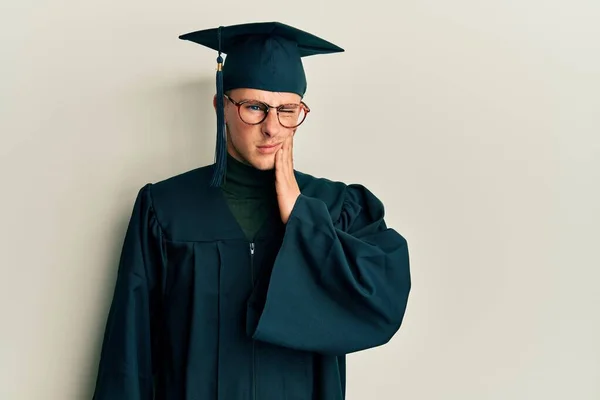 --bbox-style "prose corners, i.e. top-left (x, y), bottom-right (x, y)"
top-left (278, 104), bottom-right (306, 128)
top-left (239, 101), bottom-right (268, 124)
